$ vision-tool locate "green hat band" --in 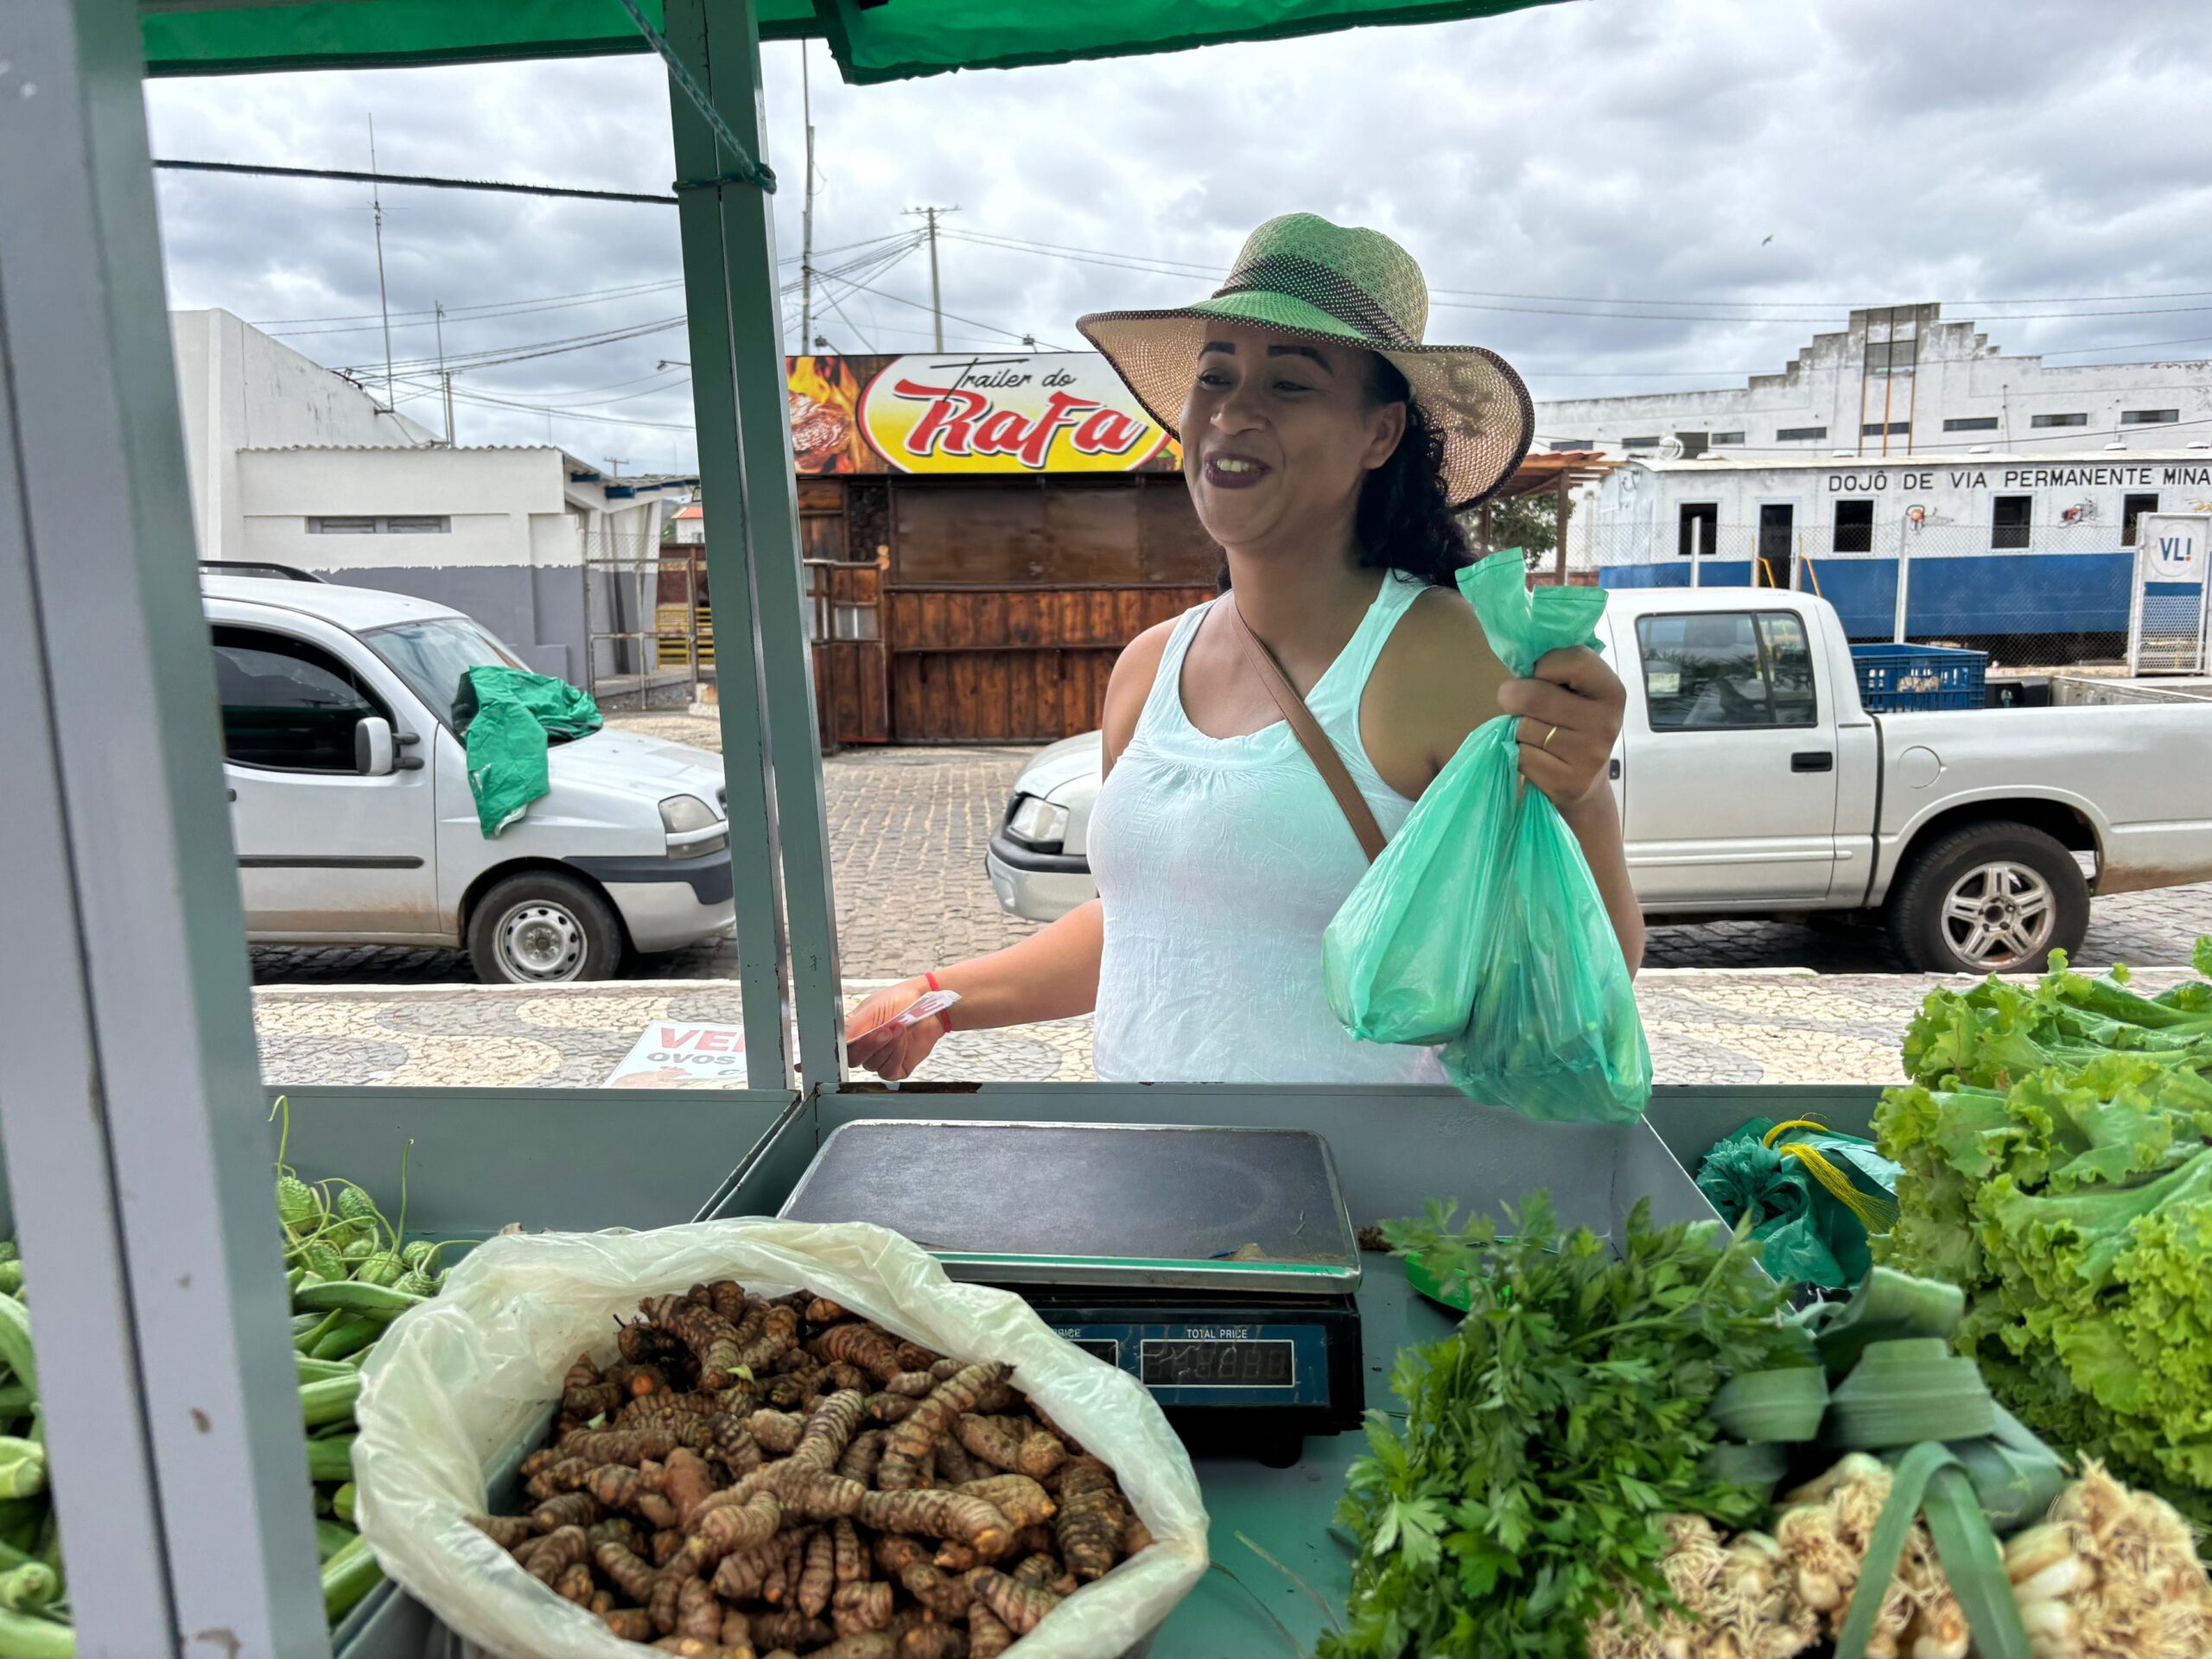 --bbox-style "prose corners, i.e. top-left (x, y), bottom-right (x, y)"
top-left (1211, 251), bottom-right (1418, 348)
